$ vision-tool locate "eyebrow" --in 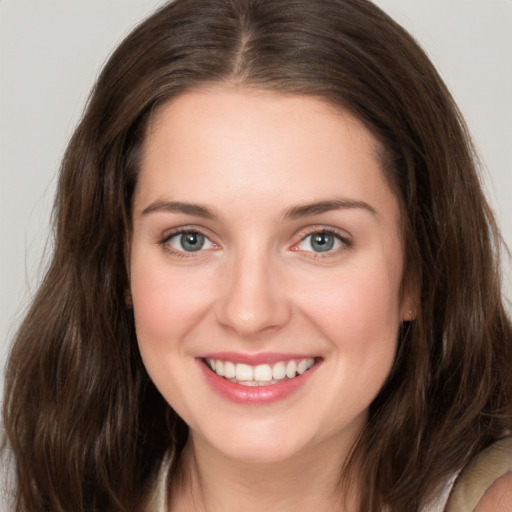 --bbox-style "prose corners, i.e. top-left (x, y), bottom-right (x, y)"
top-left (140, 198), bottom-right (377, 220)
top-left (141, 200), bottom-right (218, 219)
top-left (283, 199), bottom-right (377, 219)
